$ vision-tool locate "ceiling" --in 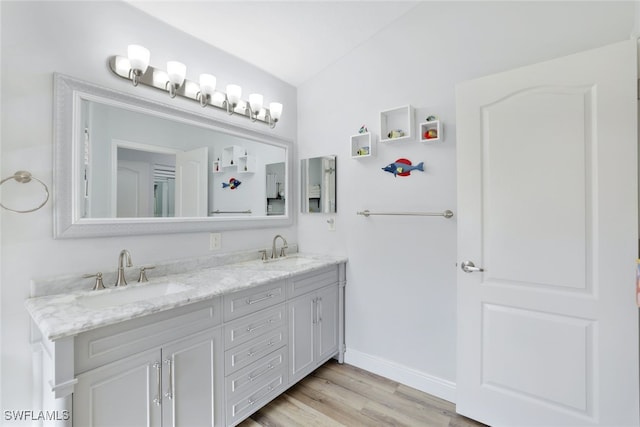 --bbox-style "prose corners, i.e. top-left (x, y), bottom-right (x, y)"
top-left (125, 1), bottom-right (420, 86)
